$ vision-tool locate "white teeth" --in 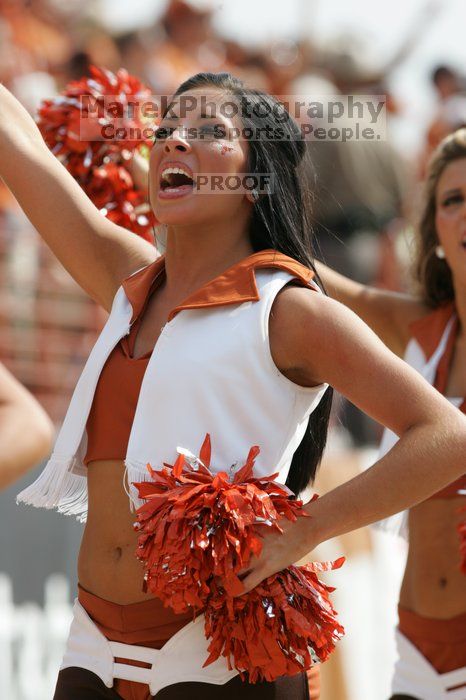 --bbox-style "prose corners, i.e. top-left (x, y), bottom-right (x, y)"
top-left (161, 166), bottom-right (192, 179)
